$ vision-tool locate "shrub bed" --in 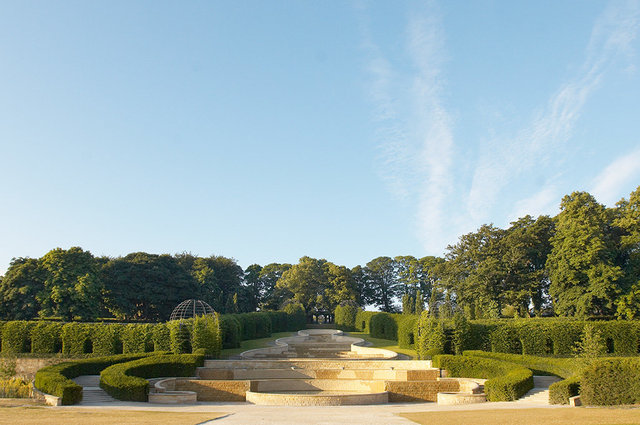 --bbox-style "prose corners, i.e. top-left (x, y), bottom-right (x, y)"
top-left (34, 353), bottom-right (159, 405)
top-left (100, 352), bottom-right (205, 402)
top-left (432, 354), bottom-right (533, 401)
